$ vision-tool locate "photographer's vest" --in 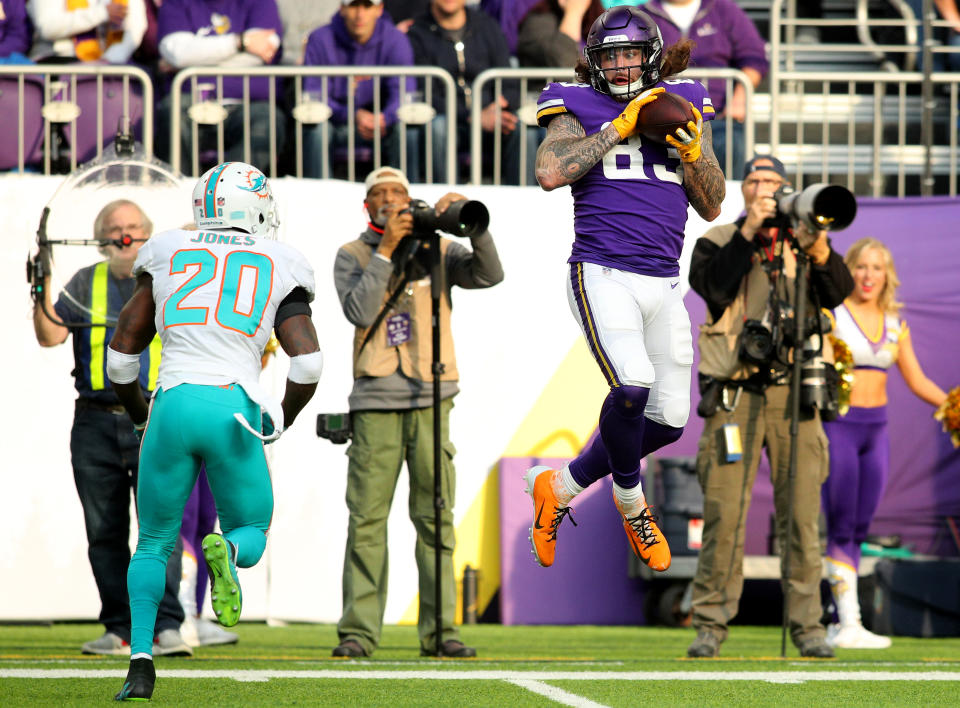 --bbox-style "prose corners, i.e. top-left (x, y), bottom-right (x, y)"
top-left (343, 239), bottom-right (459, 383)
top-left (697, 223), bottom-right (800, 382)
